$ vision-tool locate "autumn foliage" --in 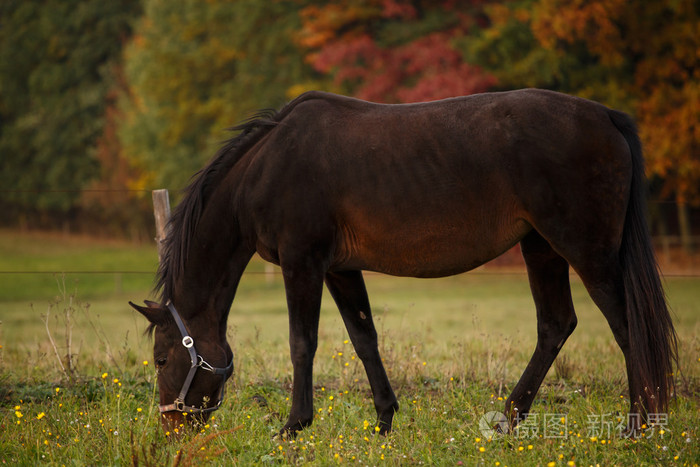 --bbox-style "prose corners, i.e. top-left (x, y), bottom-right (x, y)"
top-left (525, 0), bottom-right (700, 205)
top-left (1, 0), bottom-right (698, 235)
top-left (297, 1), bottom-right (497, 102)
